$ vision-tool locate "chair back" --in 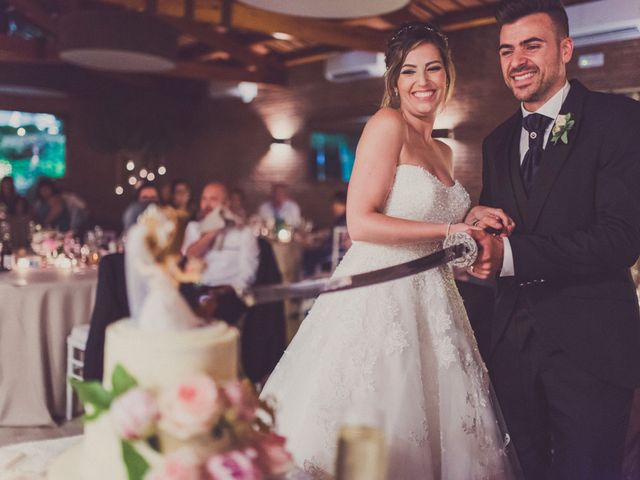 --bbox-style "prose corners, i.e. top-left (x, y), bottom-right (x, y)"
top-left (331, 226), bottom-right (350, 271)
